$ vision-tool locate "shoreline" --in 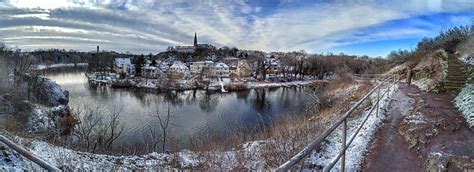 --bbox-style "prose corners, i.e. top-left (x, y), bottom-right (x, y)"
top-left (36, 63), bottom-right (88, 70)
top-left (88, 75), bottom-right (326, 92)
